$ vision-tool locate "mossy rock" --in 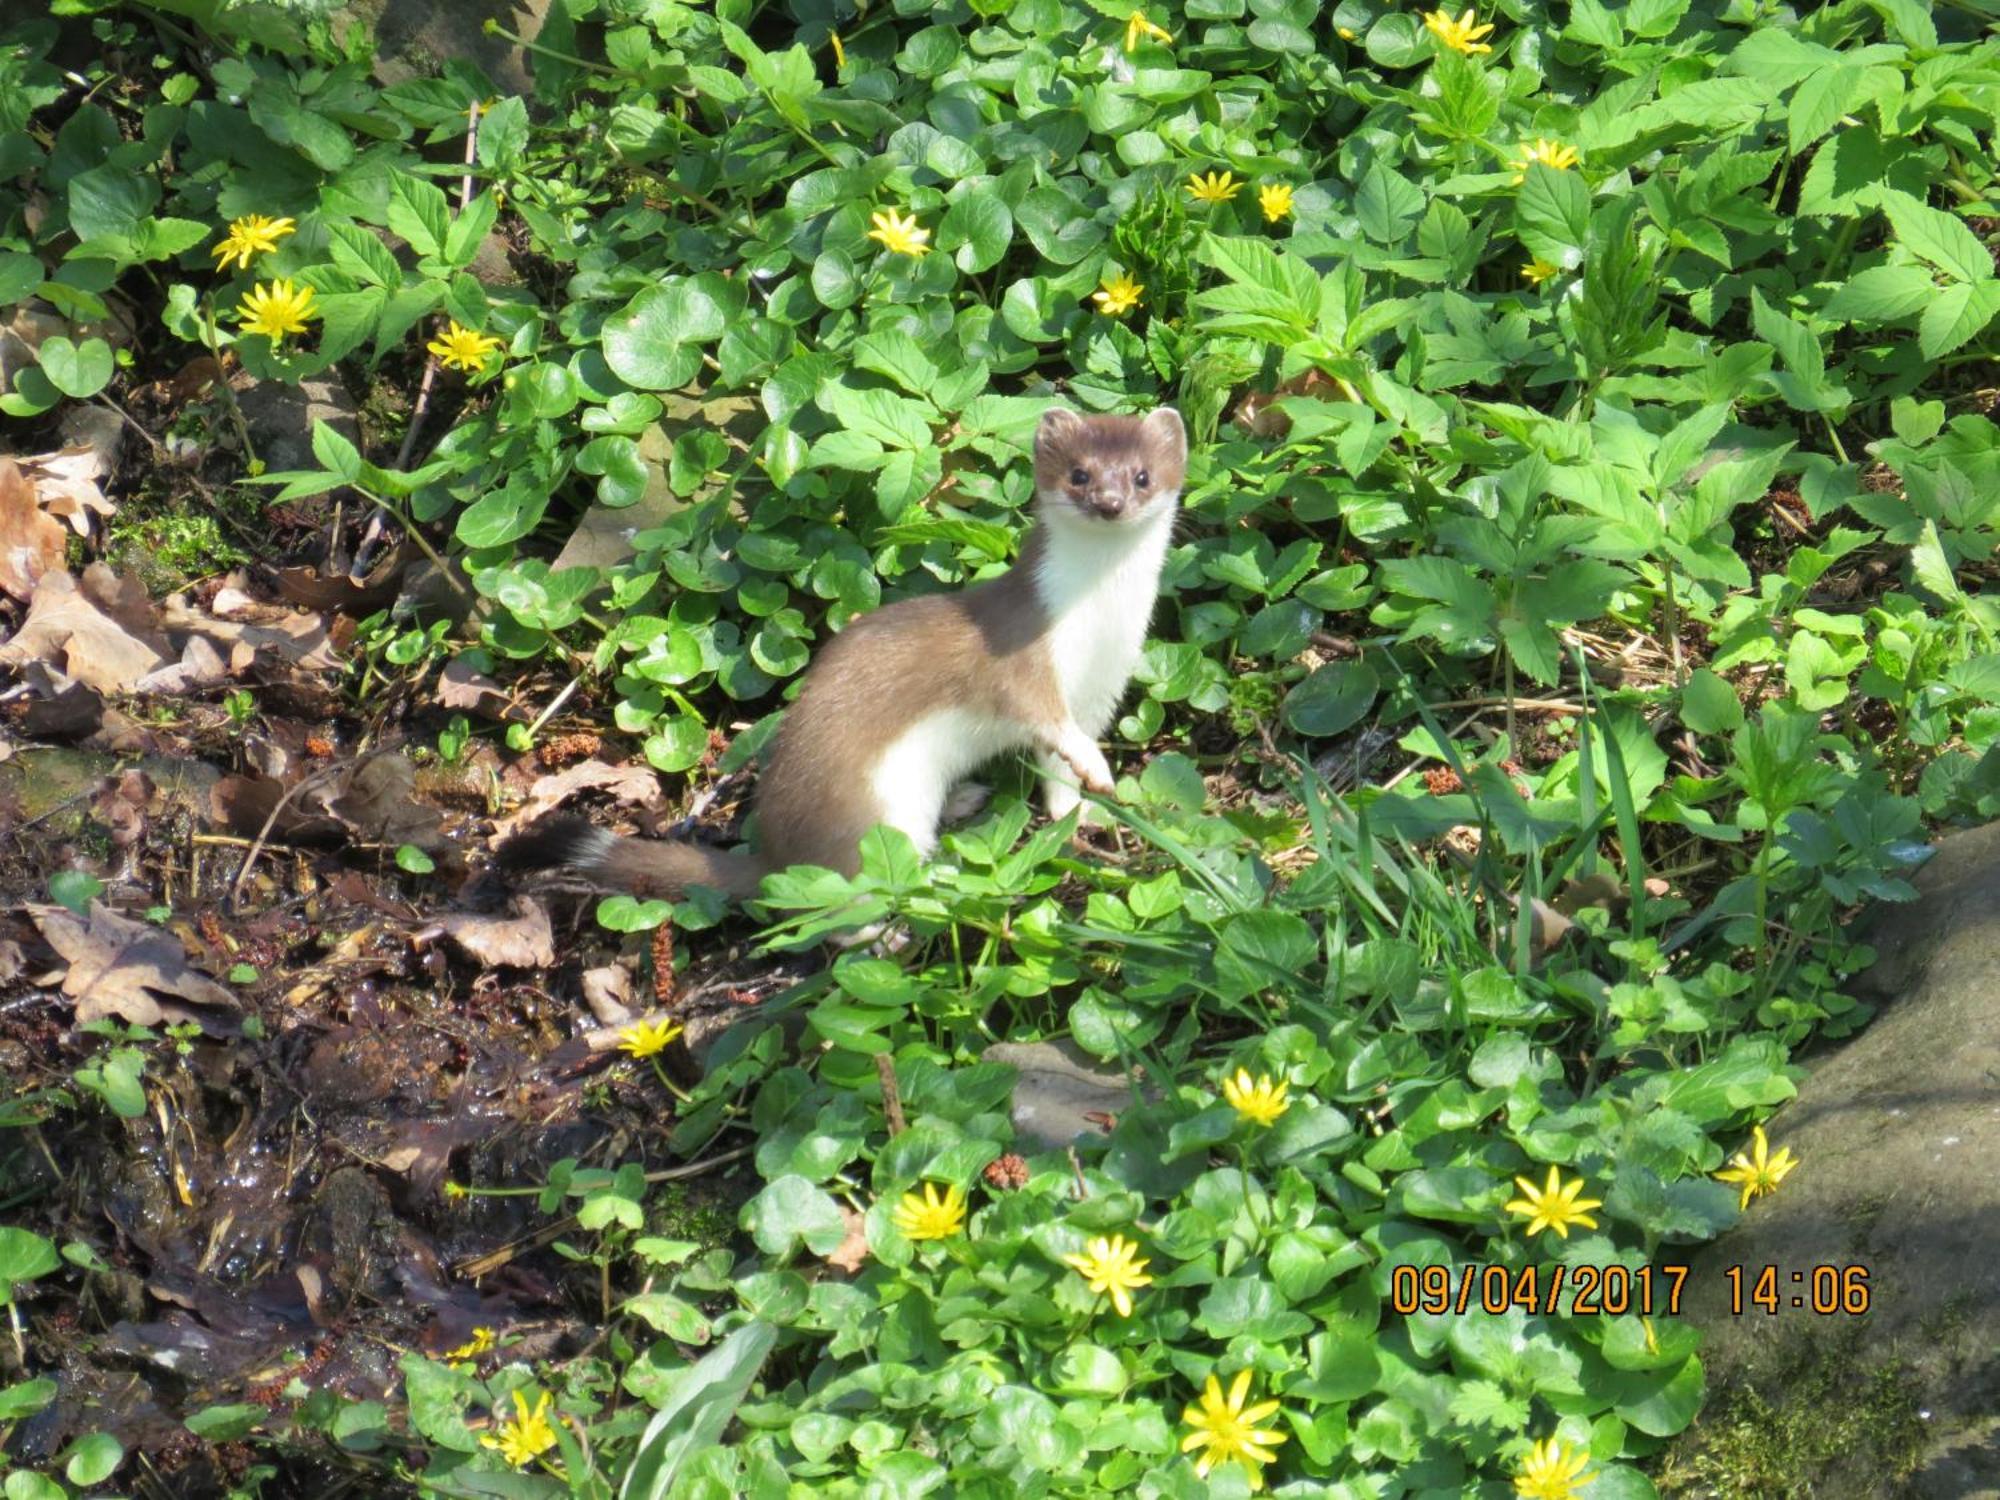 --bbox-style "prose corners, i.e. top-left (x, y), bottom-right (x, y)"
top-left (1665, 821), bottom-right (2000, 1499)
